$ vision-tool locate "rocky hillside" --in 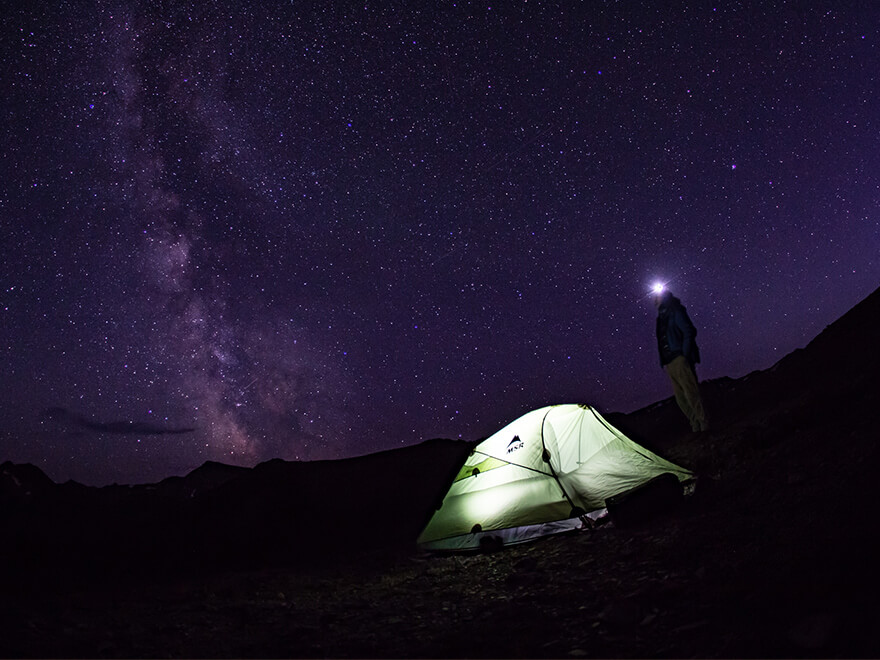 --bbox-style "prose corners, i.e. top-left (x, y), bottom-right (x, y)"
top-left (1, 285), bottom-right (878, 657)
